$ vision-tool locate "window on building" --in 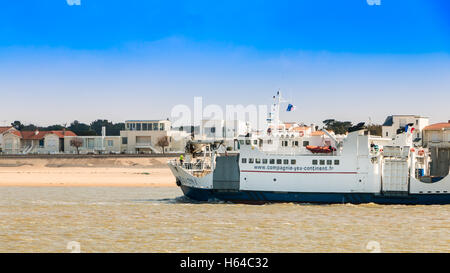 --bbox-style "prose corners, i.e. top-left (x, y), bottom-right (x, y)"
top-left (334, 160), bottom-right (340, 165)
top-left (160, 123), bottom-right (165, 131)
top-left (262, 159), bottom-right (268, 164)
top-left (283, 159), bottom-right (289, 164)
top-left (416, 120), bottom-right (418, 125)
top-left (39, 139), bottom-right (44, 147)
top-left (319, 160), bottom-right (325, 165)
top-left (293, 141), bottom-right (299, 147)
top-left (126, 123), bottom-right (130, 129)
top-left (248, 158), bottom-right (254, 163)
top-left (291, 159), bottom-right (296, 165)
top-left (239, 140), bottom-right (244, 145)
top-left (255, 158), bottom-right (261, 164)
top-left (327, 160), bottom-right (332, 165)
top-left (276, 159), bottom-right (282, 164)
top-left (303, 141), bottom-right (309, 147)
top-left (143, 123), bottom-right (148, 130)
top-left (210, 127), bottom-right (216, 133)
top-left (267, 139), bottom-right (273, 144)
top-left (386, 132), bottom-right (389, 137)
top-left (270, 159), bottom-right (275, 164)
top-left (253, 140), bottom-right (258, 145)
top-left (245, 140), bottom-right (251, 145)
top-left (312, 160), bottom-right (318, 165)
top-left (108, 140), bottom-right (114, 147)
top-left (153, 123), bottom-right (158, 130)
top-left (122, 137), bottom-right (128, 145)
top-left (241, 158), bottom-right (247, 163)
